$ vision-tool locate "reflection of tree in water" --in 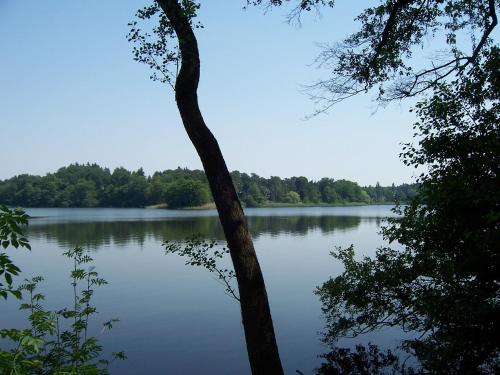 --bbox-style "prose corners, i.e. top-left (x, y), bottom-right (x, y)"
top-left (315, 343), bottom-right (419, 374)
top-left (27, 218), bottom-right (222, 248)
top-left (26, 215), bottom-right (379, 248)
top-left (248, 215), bottom-right (363, 237)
